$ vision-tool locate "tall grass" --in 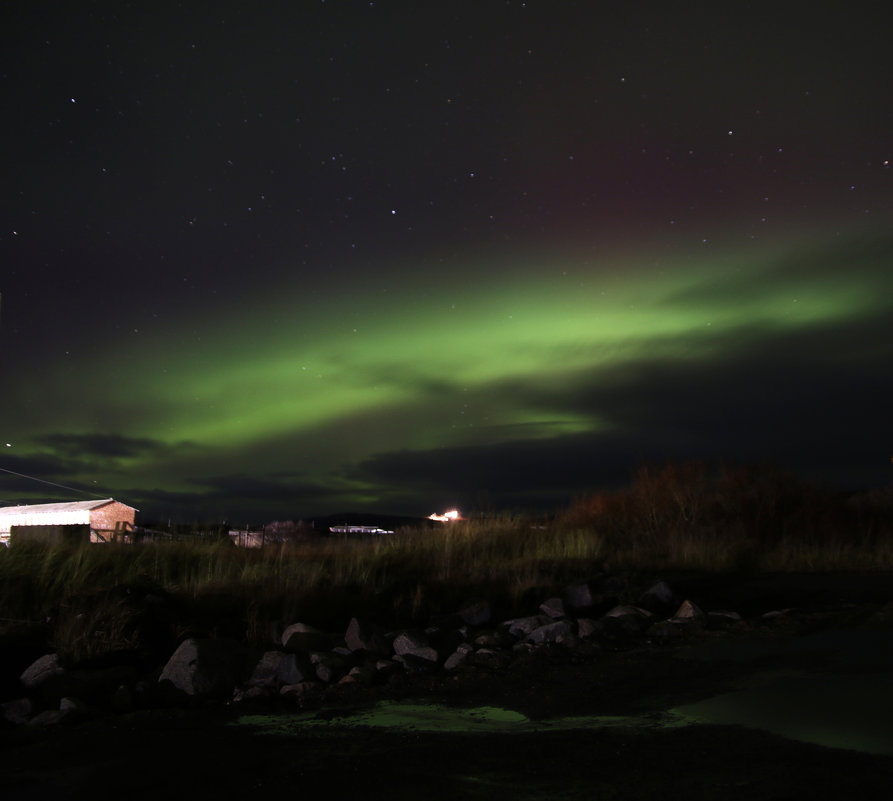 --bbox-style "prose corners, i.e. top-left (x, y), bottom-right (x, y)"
top-left (2, 462), bottom-right (892, 662)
